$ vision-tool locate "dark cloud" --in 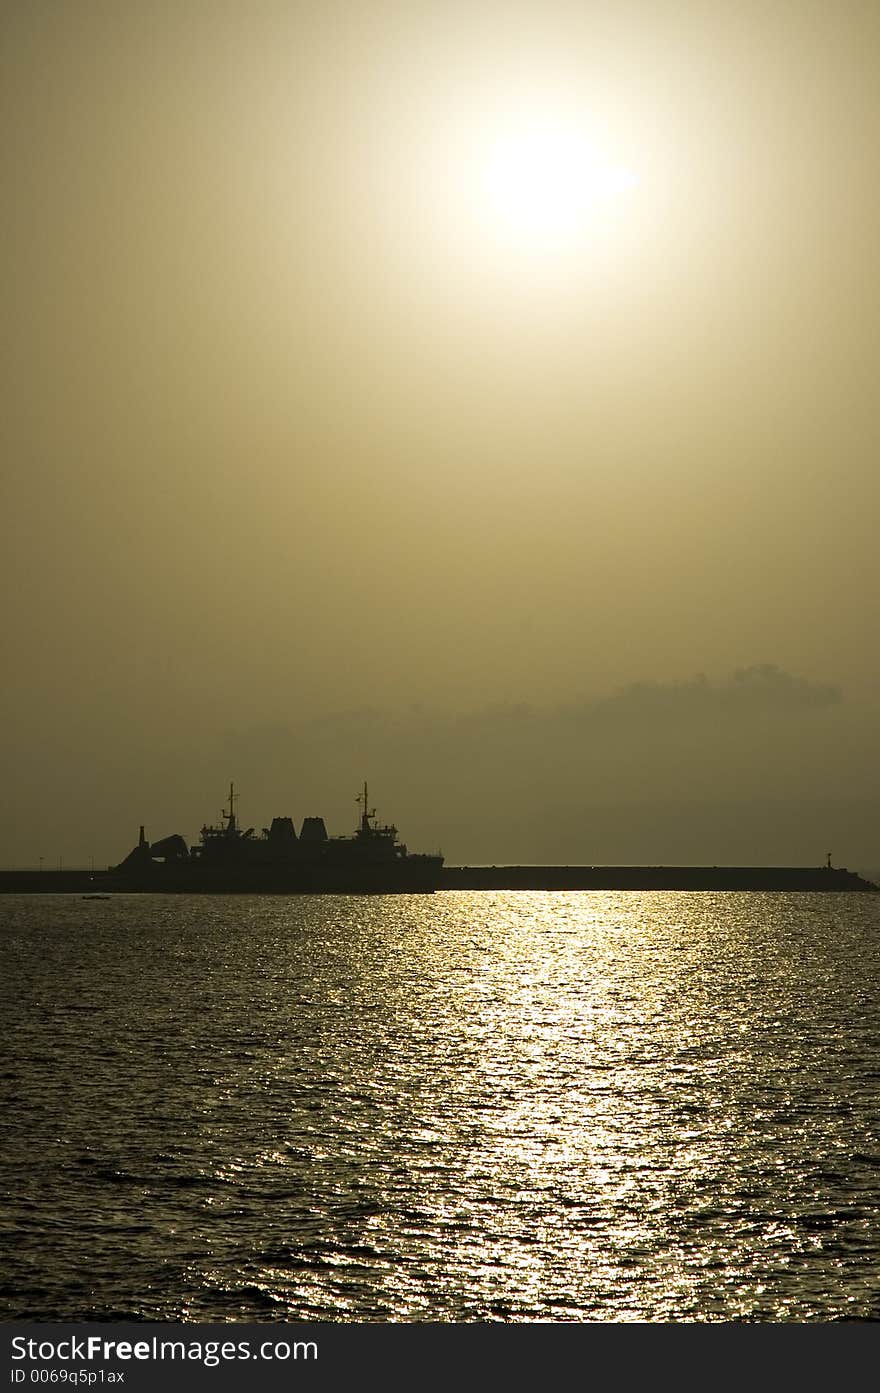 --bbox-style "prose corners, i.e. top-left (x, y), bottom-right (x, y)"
top-left (5, 666), bottom-right (867, 870)
top-left (275, 664), bottom-right (841, 752)
top-left (194, 665), bottom-right (851, 851)
top-left (572, 664), bottom-right (841, 726)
